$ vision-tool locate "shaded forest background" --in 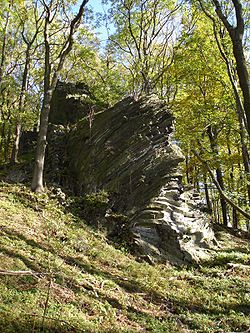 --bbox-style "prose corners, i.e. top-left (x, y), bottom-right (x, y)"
top-left (0, 0), bottom-right (249, 230)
